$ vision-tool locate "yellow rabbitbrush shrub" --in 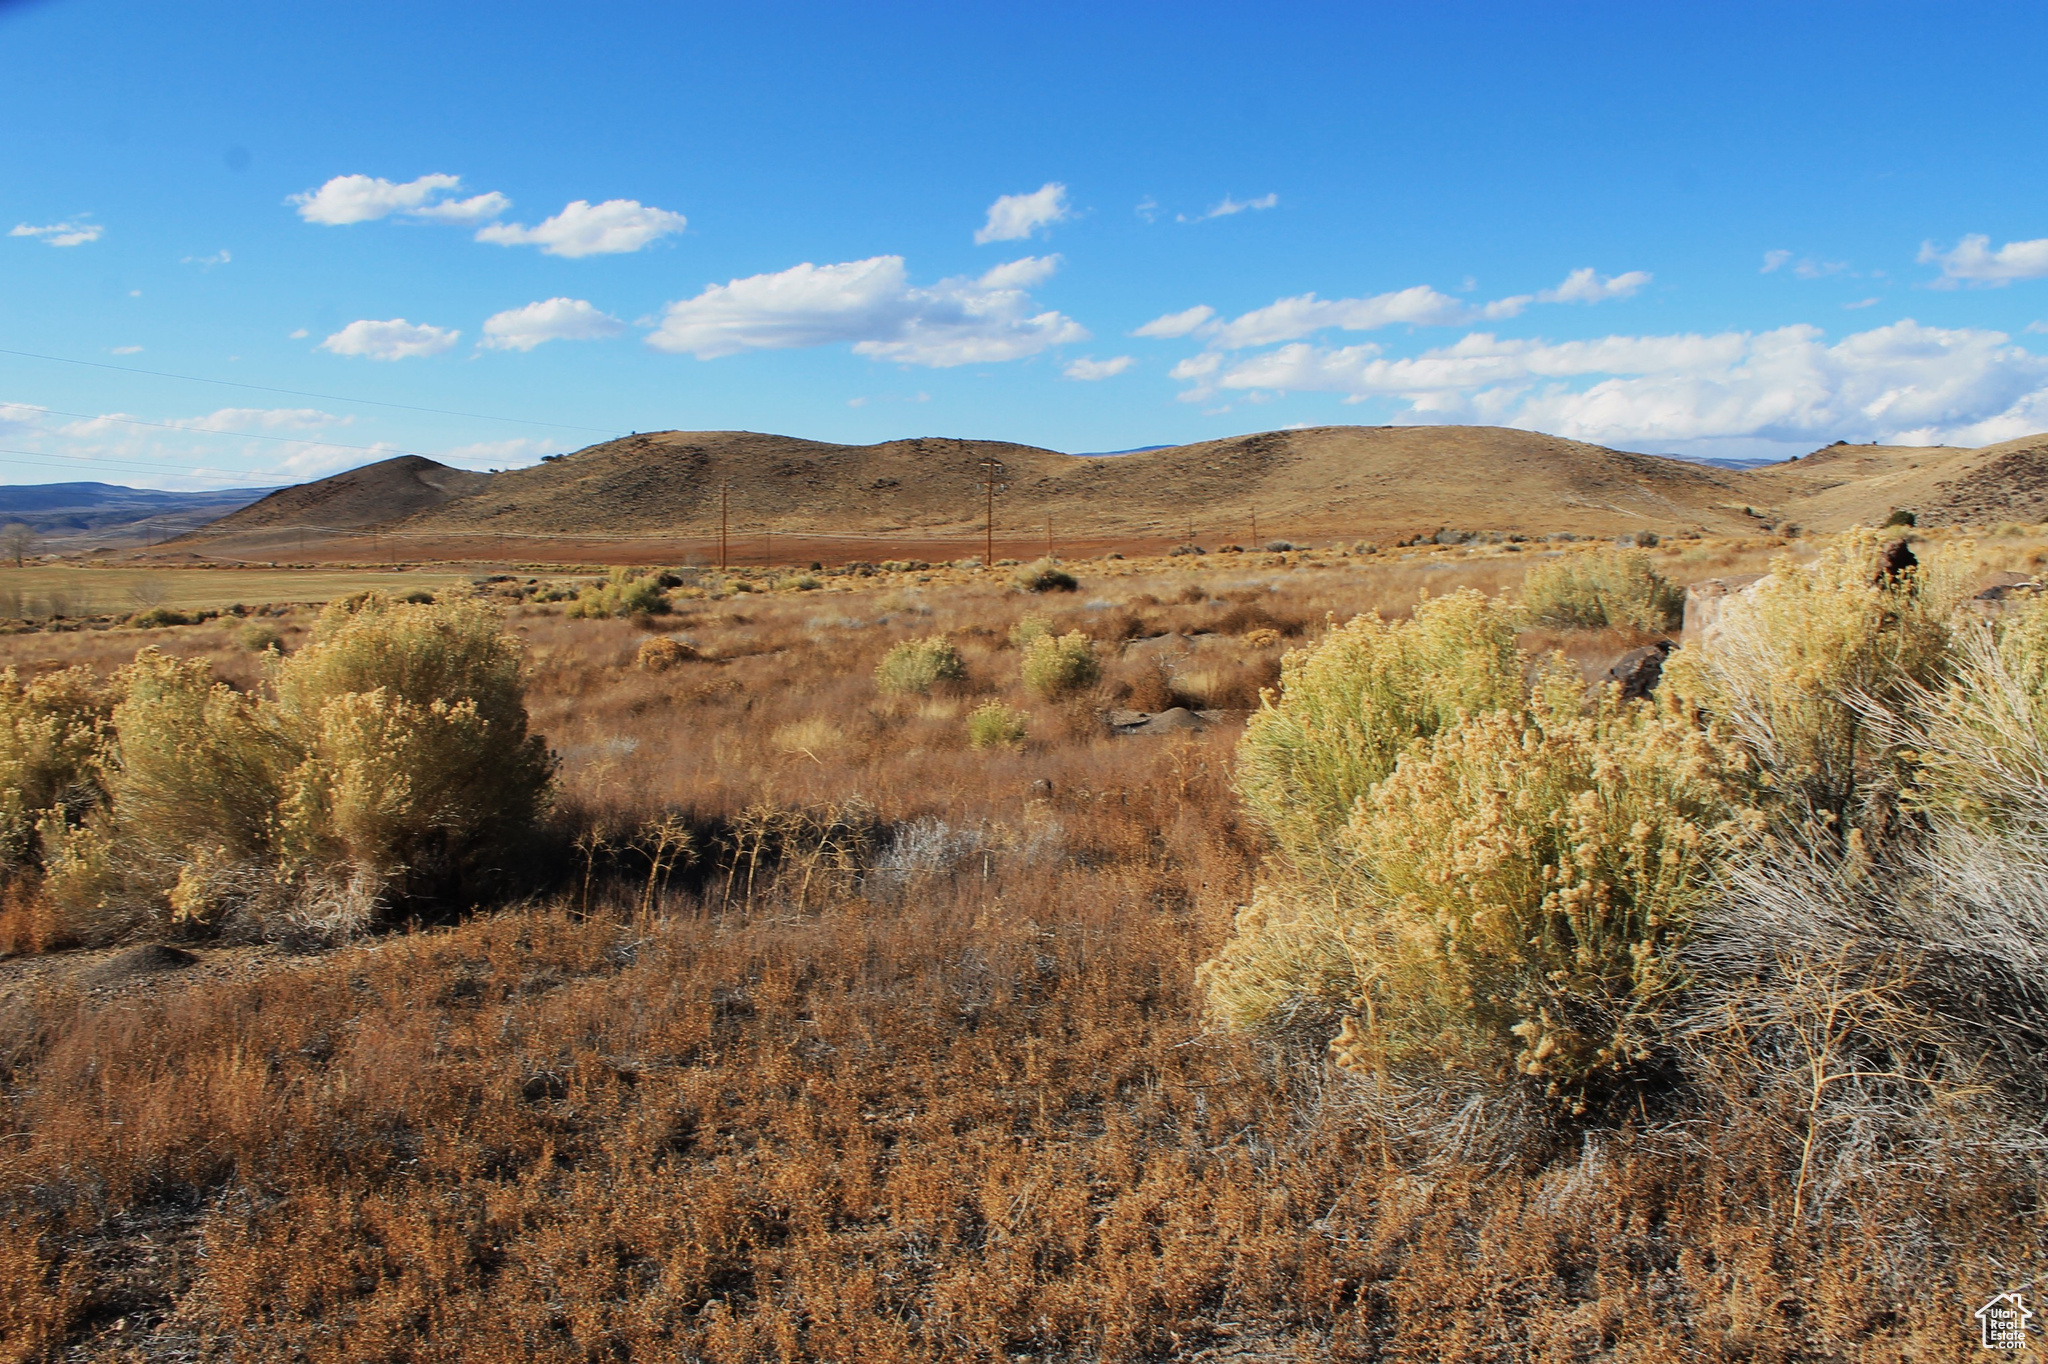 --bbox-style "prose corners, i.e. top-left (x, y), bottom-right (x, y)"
top-left (1662, 528), bottom-right (1959, 832)
top-left (1519, 546), bottom-right (1684, 632)
top-left (1020, 630), bottom-right (1100, 698)
top-left (0, 665), bottom-right (111, 877)
top-left (1205, 670), bottom-right (1750, 1109)
top-left (966, 700), bottom-right (1029, 750)
top-left (1234, 588), bottom-right (1523, 882)
top-left (874, 635), bottom-right (967, 695)
top-left (45, 593), bottom-right (554, 936)
top-left (109, 649), bottom-right (293, 871)
top-left (567, 567), bottom-right (669, 619)
top-left (271, 592), bottom-right (554, 904)
top-left (1338, 677), bottom-right (1750, 1107)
